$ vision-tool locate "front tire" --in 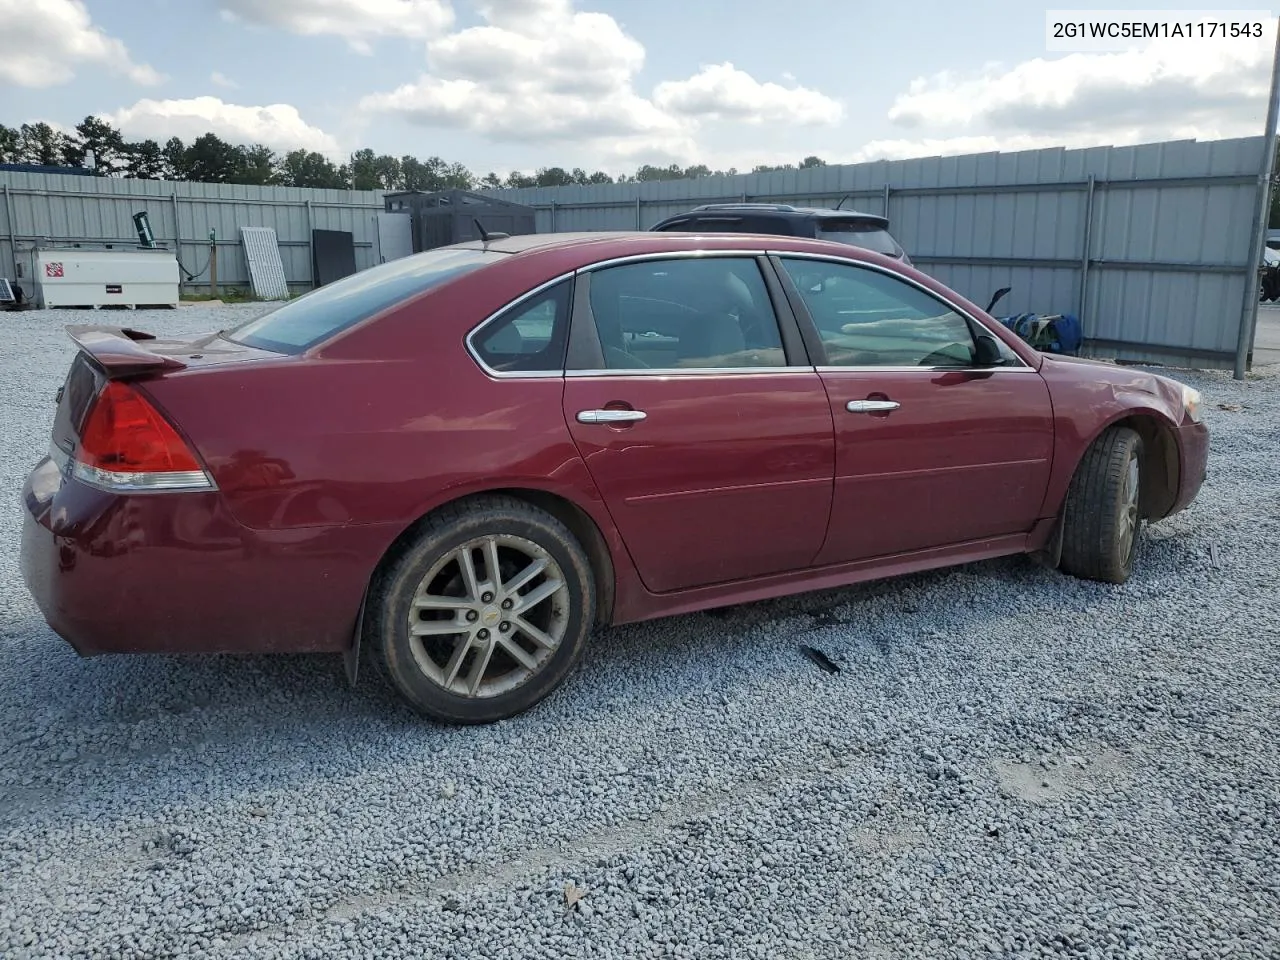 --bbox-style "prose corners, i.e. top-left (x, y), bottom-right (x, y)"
top-left (368, 496), bottom-right (596, 724)
top-left (1060, 426), bottom-right (1144, 584)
